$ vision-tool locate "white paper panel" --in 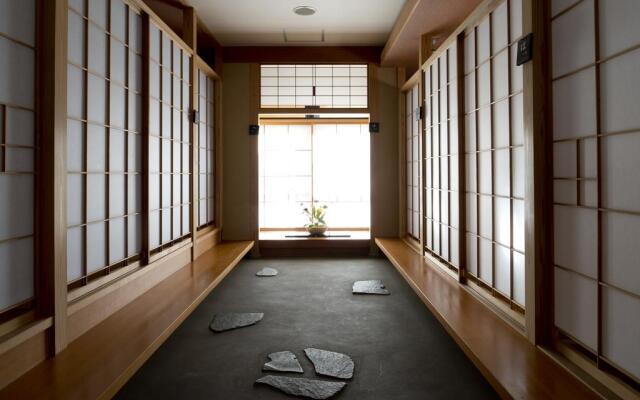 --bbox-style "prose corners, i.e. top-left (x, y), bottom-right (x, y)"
top-left (579, 138), bottom-right (597, 178)
top-left (478, 62), bottom-right (491, 107)
top-left (478, 107), bottom-right (491, 151)
top-left (479, 151), bottom-right (491, 194)
top-left (86, 222), bottom-right (106, 273)
top-left (87, 124), bottom-right (106, 172)
top-left (0, 36), bottom-right (34, 109)
top-left (109, 216), bottom-right (125, 264)
top-left (466, 194), bottom-right (477, 234)
top-left (479, 237), bottom-right (492, 283)
top-left (557, 179), bottom-right (576, 207)
top-left (110, 85), bottom-right (126, 129)
top-left (601, 133), bottom-right (640, 212)
top-left (67, 174), bottom-right (83, 226)
top-left (513, 251), bottom-right (525, 305)
top-left (109, 174), bottom-right (125, 218)
top-left (495, 244), bottom-right (511, 295)
top-left (512, 147), bottom-right (525, 199)
top-left (599, 0), bottom-right (640, 59)
top-left (467, 233), bottom-right (478, 276)
top-left (510, 45), bottom-right (523, 93)
top-left (464, 31), bottom-right (476, 74)
top-left (600, 48), bottom-right (640, 134)
top-left (554, 205), bottom-right (597, 277)
top-left (551, 0), bottom-right (595, 78)
top-left (493, 99), bottom-right (509, 148)
top-left (110, 129), bottom-right (125, 172)
top-left (492, 50), bottom-right (509, 101)
top-left (477, 17), bottom-right (491, 64)
top-left (494, 148), bottom-right (510, 197)
top-left (602, 287), bottom-right (640, 379)
top-left (0, 175), bottom-right (33, 241)
top-left (183, 205), bottom-right (190, 233)
top-left (149, 210), bottom-right (159, 248)
top-left (553, 141), bottom-right (576, 177)
top-left (128, 174), bottom-right (141, 213)
top-left (554, 266), bottom-right (598, 351)
top-left (111, 39), bottom-right (126, 85)
top-left (464, 73), bottom-right (475, 113)
top-left (88, 24), bottom-right (107, 76)
top-left (511, 94), bottom-right (524, 146)
top-left (86, 174), bottom-right (106, 222)
top-left (68, 10), bottom-right (84, 66)
top-left (87, 74), bottom-right (106, 125)
top-left (67, 64), bottom-right (84, 119)
top-left (161, 208), bottom-right (170, 243)
top-left (6, 108), bottom-right (34, 146)
top-left (510, 0), bottom-right (523, 41)
top-left (479, 195), bottom-right (492, 238)
top-left (512, 199), bottom-right (525, 253)
top-left (552, 67), bottom-right (597, 140)
top-left (0, 238), bottom-right (33, 310)
top-left (602, 211), bottom-right (640, 295)
top-left (128, 214), bottom-right (141, 256)
top-left (492, 1), bottom-right (508, 54)
top-left (67, 119), bottom-right (83, 172)
top-left (67, 227), bottom-right (83, 281)
top-left (495, 197), bottom-right (511, 247)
